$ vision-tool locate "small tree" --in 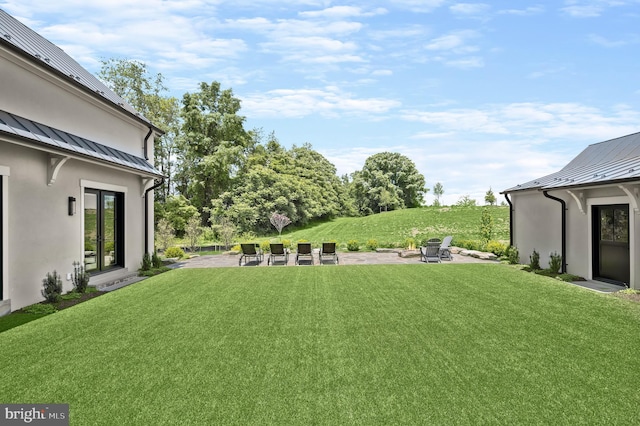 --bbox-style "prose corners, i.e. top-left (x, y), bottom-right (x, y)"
top-left (155, 218), bottom-right (175, 252)
top-left (480, 208), bottom-right (494, 243)
top-left (485, 187), bottom-right (496, 206)
top-left (184, 214), bottom-right (203, 253)
top-left (212, 216), bottom-right (237, 250)
top-left (270, 212), bottom-right (292, 237)
top-left (456, 195), bottom-right (476, 207)
top-left (433, 182), bottom-right (444, 206)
